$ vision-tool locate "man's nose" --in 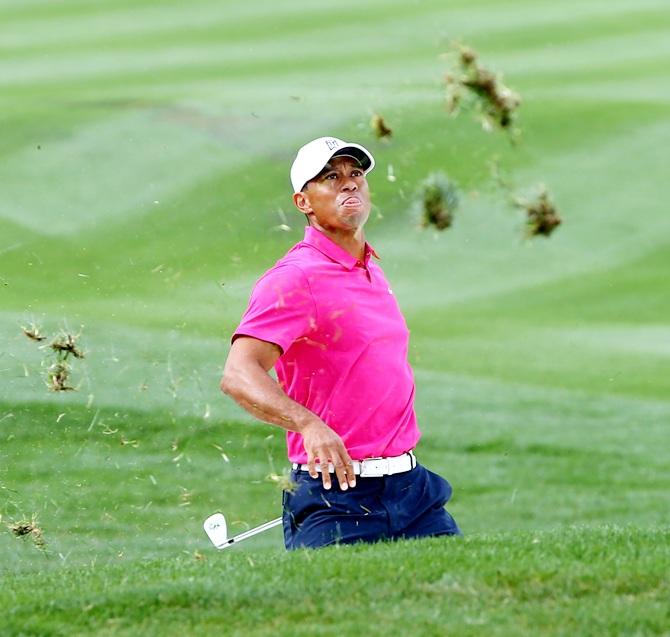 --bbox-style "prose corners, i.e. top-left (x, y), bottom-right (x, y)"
top-left (342, 176), bottom-right (358, 191)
